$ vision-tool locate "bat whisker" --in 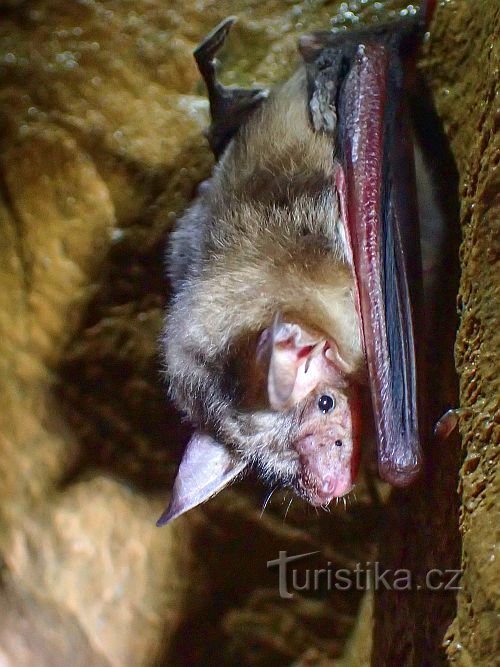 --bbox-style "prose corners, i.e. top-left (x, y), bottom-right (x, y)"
top-left (284, 496), bottom-right (294, 521)
top-left (260, 486), bottom-right (278, 517)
